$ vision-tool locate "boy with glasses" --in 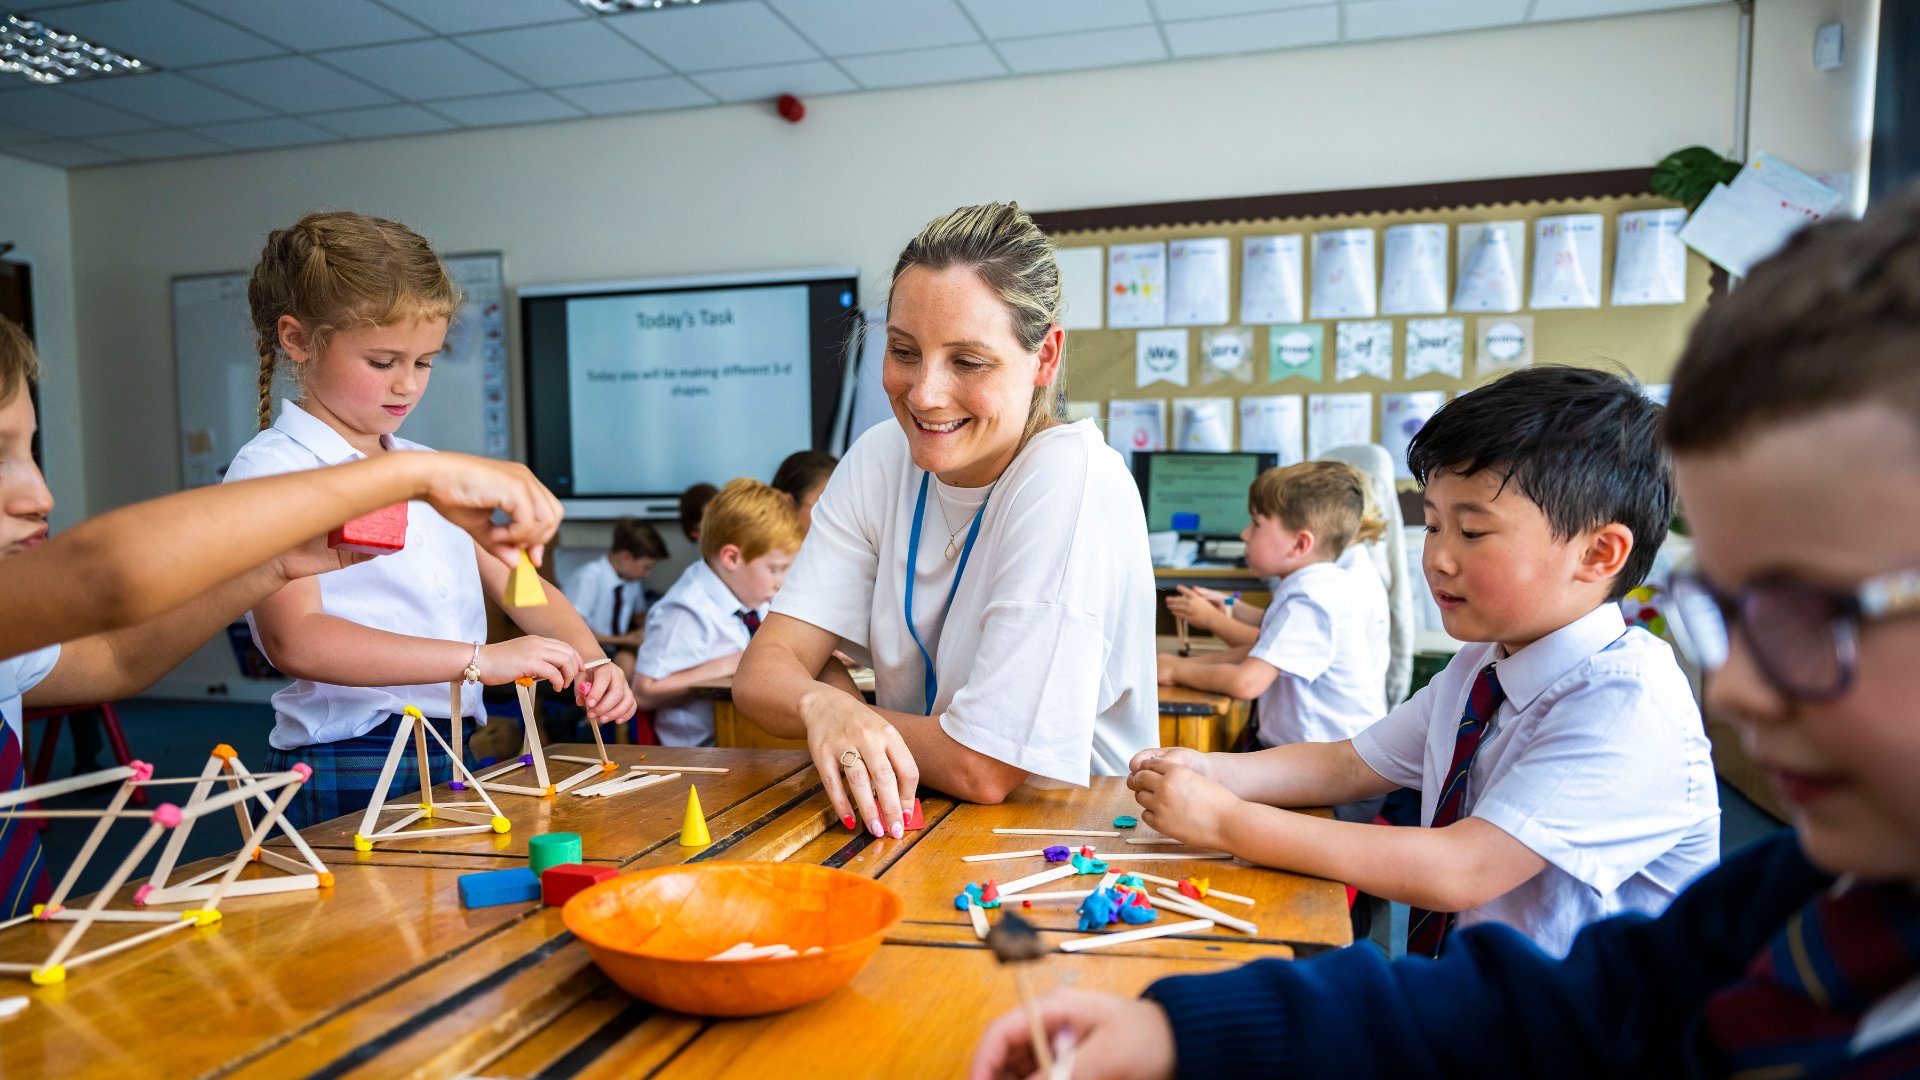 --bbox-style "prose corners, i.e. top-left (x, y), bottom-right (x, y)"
top-left (975, 187), bottom-right (1920, 1080)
